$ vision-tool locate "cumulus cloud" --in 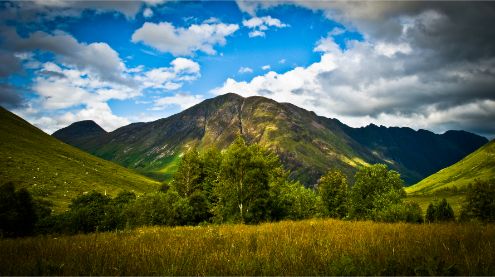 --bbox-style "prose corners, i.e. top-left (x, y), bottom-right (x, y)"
top-left (143, 7), bottom-right (153, 18)
top-left (242, 16), bottom-right (288, 37)
top-left (151, 93), bottom-right (204, 110)
top-left (131, 20), bottom-right (239, 56)
top-left (238, 67), bottom-right (253, 74)
top-left (261, 65), bottom-right (271, 70)
top-left (136, 57), bottom-right (200, 90)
